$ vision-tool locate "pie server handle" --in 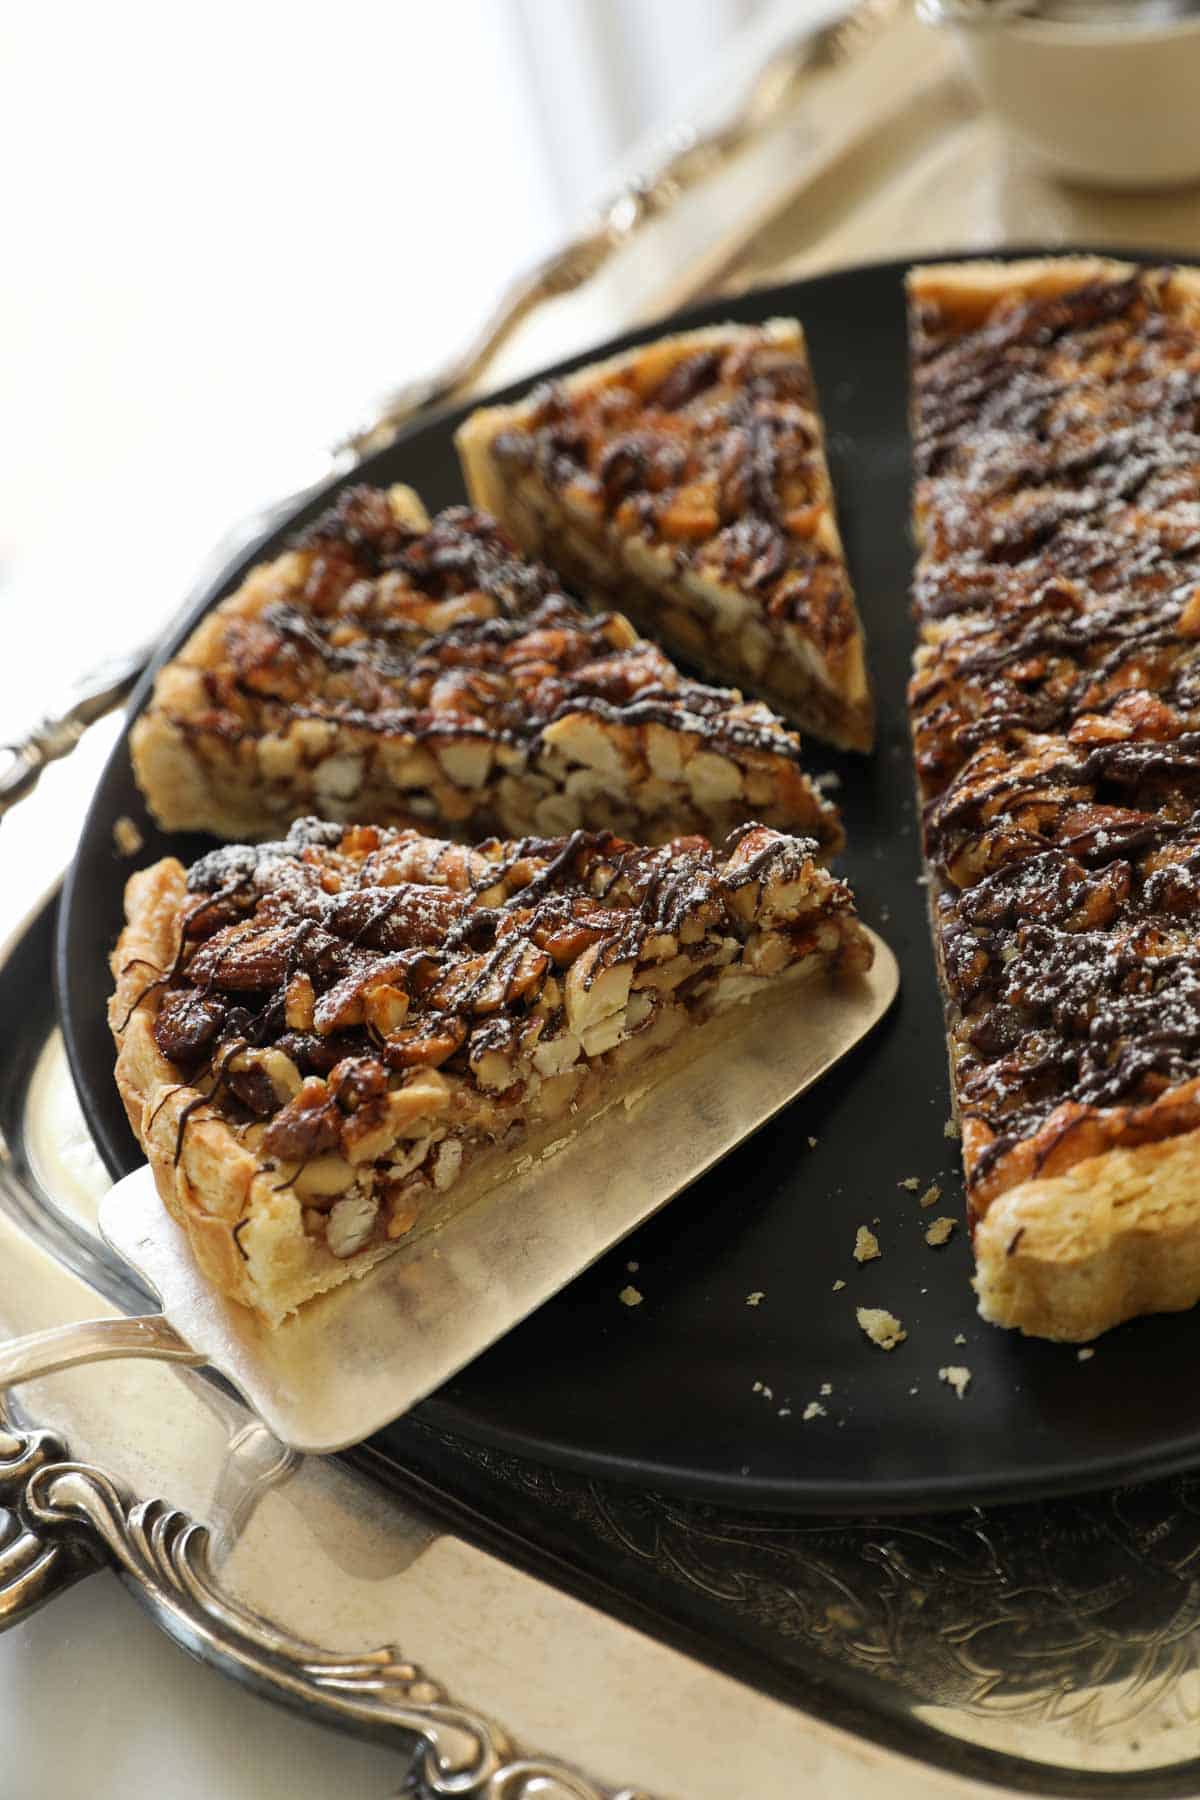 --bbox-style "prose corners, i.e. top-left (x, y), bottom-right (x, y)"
top-left (0, 1313), bottom-right (204, 1389)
